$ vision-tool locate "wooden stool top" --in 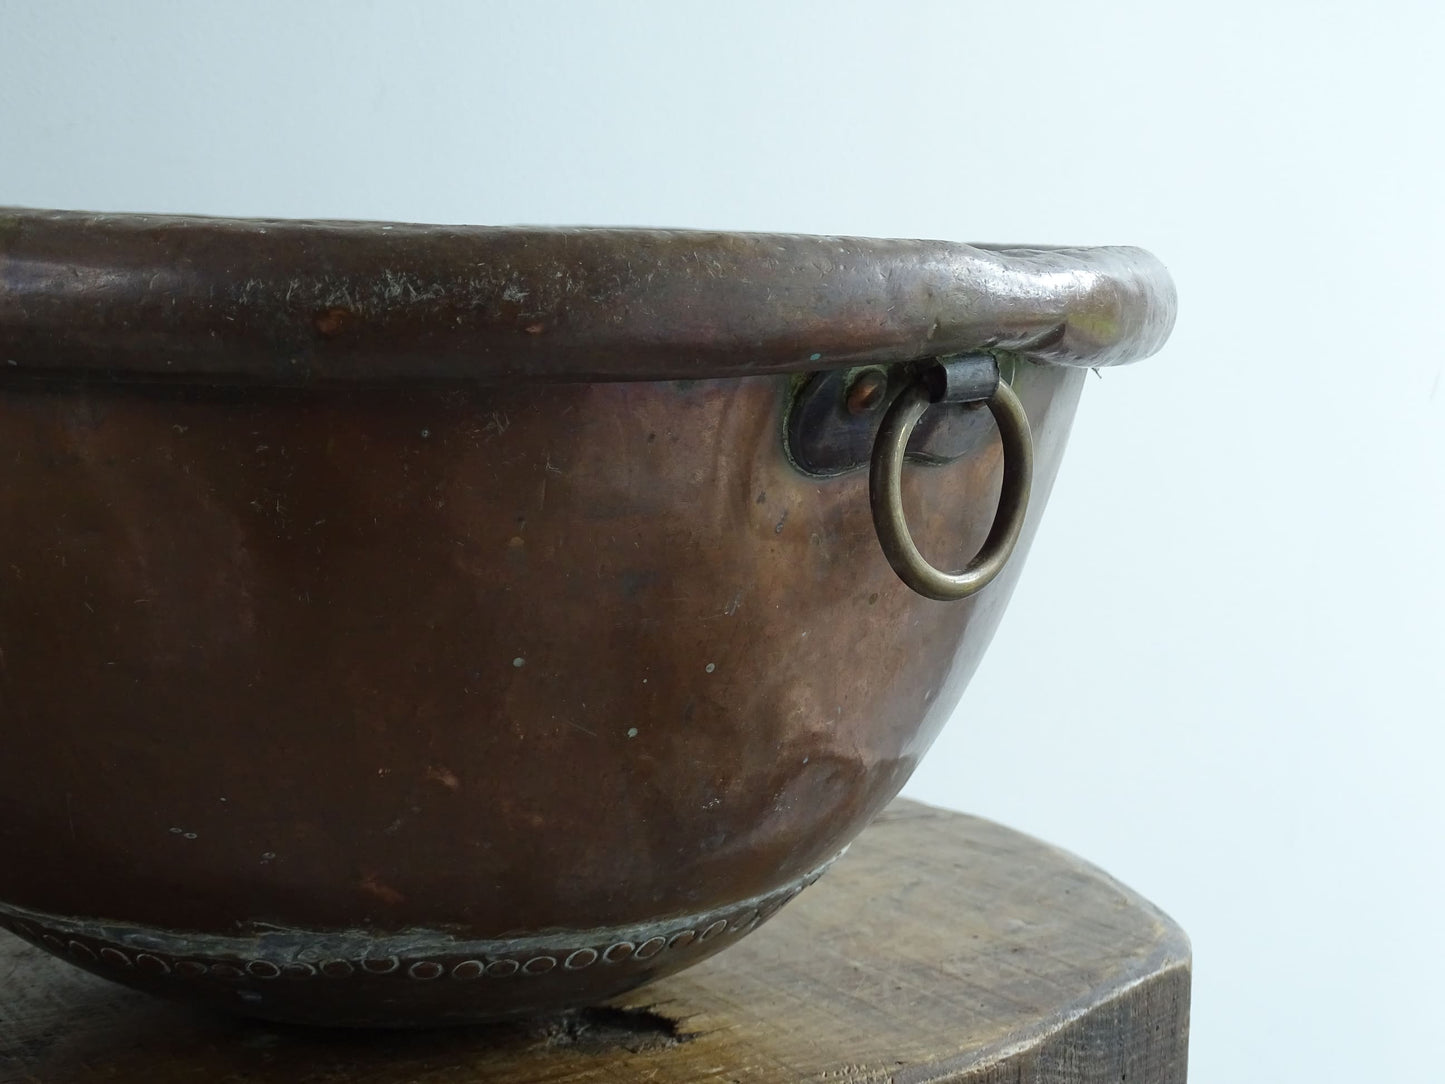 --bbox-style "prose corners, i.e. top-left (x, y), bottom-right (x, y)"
top-left (0, 800), bottom-right (1190, 1082)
